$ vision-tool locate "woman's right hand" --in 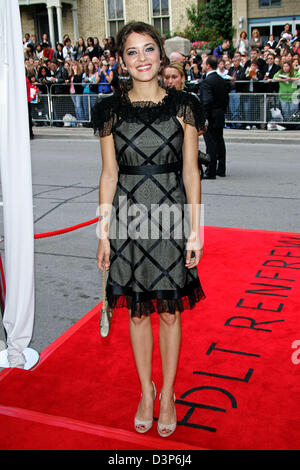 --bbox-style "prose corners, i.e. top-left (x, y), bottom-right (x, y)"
top-left (97, 238), bottom-right (111, 271)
